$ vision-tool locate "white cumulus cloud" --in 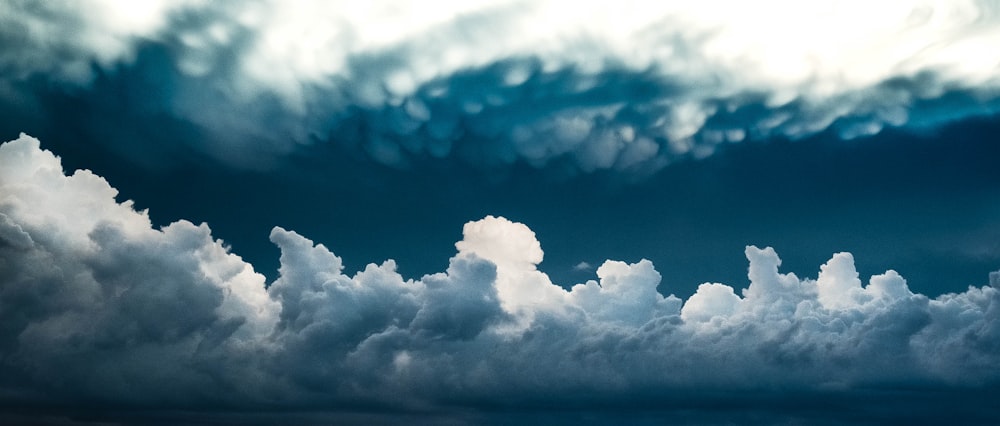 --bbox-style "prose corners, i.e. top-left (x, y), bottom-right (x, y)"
top-left (1, 134), bottom-right (1000, 418)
